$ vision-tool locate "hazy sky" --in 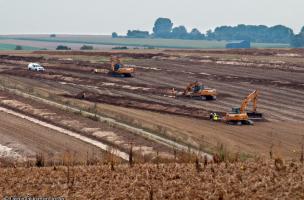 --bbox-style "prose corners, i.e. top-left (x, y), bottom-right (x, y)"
top-left (0, 0), bottom-right (303, 35)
